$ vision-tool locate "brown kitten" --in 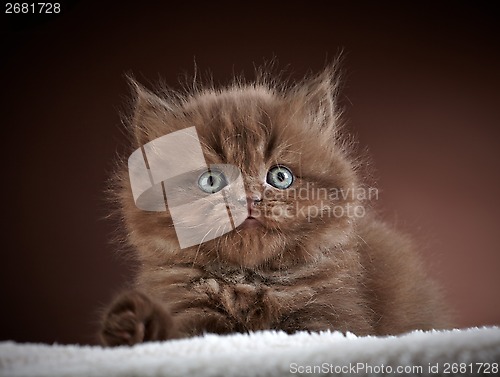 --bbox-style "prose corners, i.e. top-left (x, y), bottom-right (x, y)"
top-left (99, 65), bottom-right (450, 346)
